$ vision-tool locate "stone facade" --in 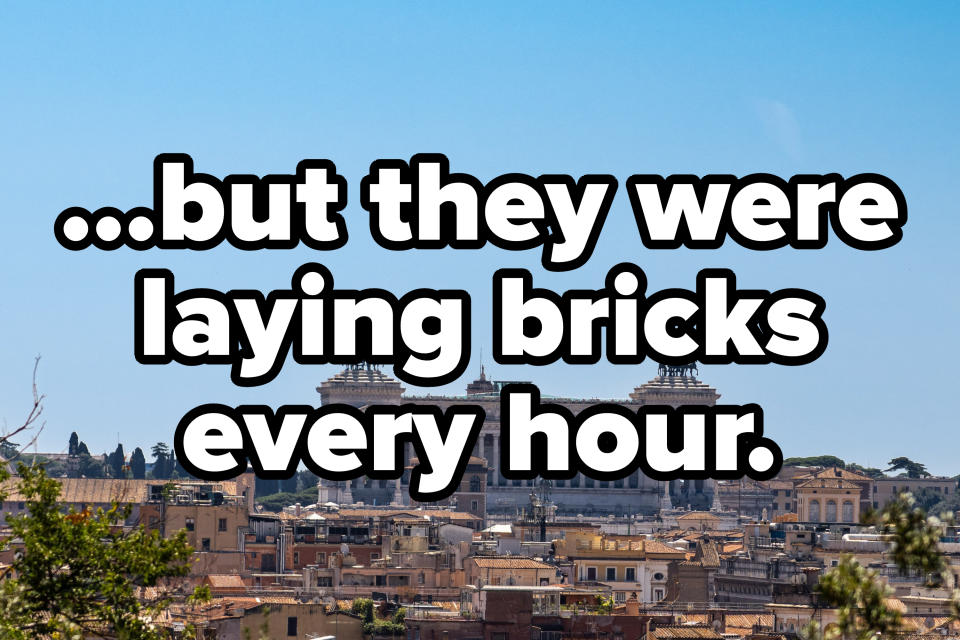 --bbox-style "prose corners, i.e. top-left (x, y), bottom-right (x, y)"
top-left (316, 365), bottom-right (722, 516)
